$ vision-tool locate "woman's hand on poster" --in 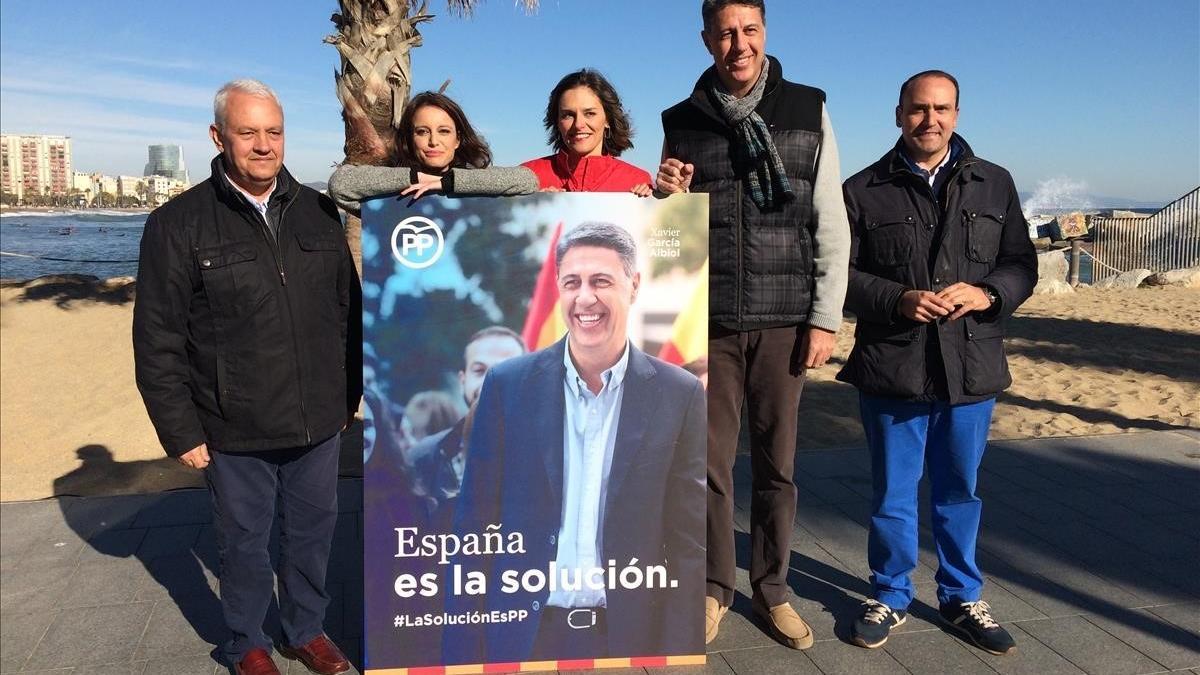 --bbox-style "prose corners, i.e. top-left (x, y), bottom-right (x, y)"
top-left (400, 172), bottom-right (444, 201)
